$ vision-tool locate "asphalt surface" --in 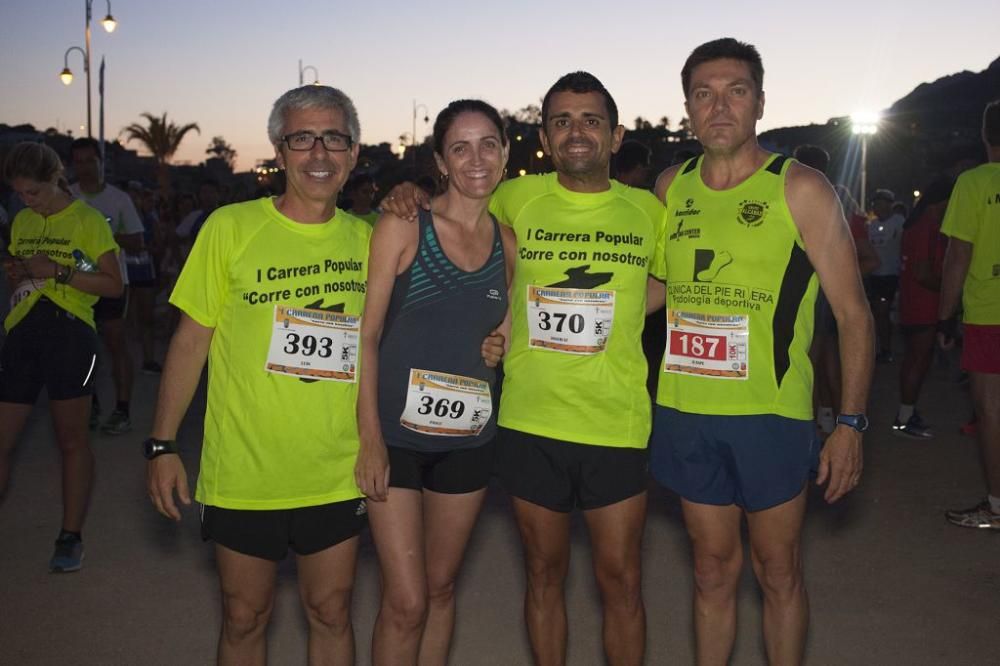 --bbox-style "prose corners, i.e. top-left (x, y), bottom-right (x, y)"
top-left (1, 318), bottom-right (999, 665)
